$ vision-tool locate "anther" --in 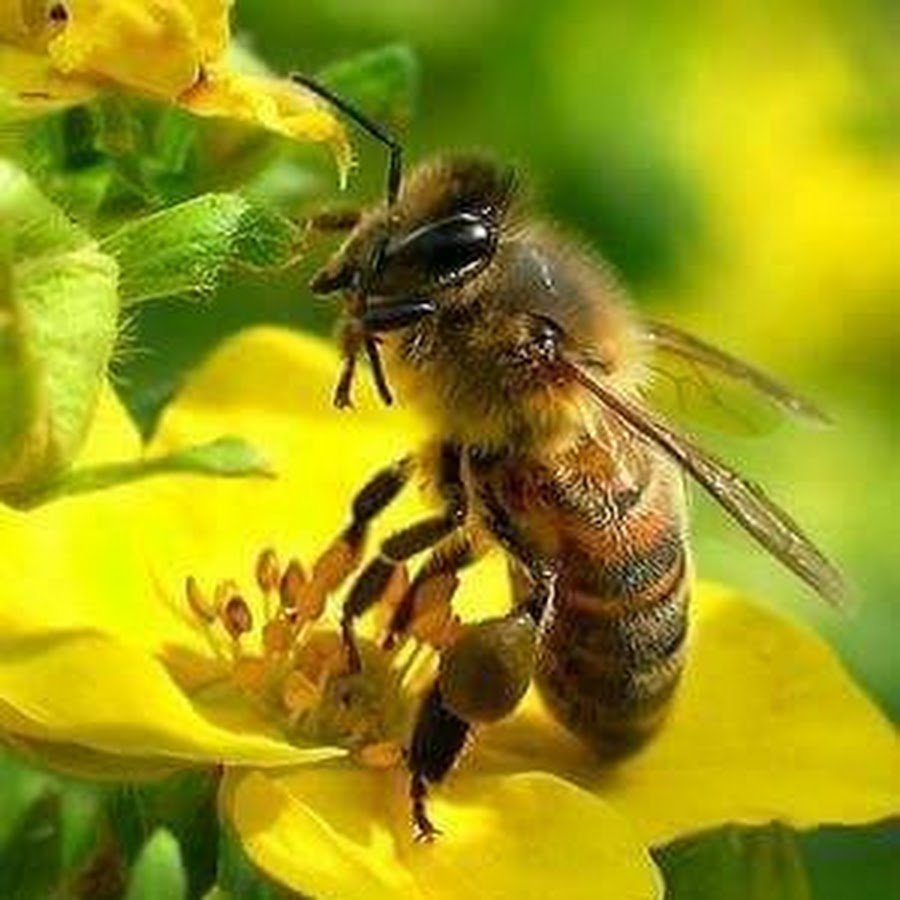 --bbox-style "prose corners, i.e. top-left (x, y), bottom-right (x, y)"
top-left (358, 741), bottom-right (402, 769)
top-left (279, 559), bottom-right (305, 610)
top-left (185, 576), bottom-right (216, 623)
top-left (256, 548), bottom-right (281, 594)
top-left (223, 595), bottom-right (253, 640)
